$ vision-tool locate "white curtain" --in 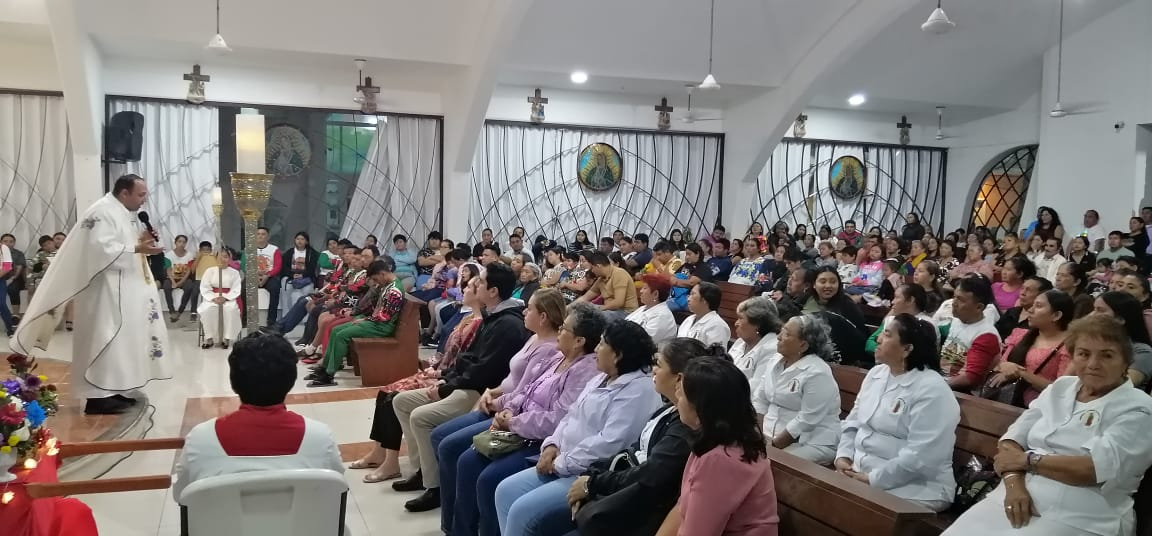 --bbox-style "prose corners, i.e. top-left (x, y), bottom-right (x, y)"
top-left (750, 139), bottom-right (946, 235)
top-left (341, 116), bottom-right (441, 244)
top-left (0, 94), bottom-right (75, 252)
top-left (470, 122), bottom-right (722, 245)
top-left (107, 99), bottom-right (219, 248)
